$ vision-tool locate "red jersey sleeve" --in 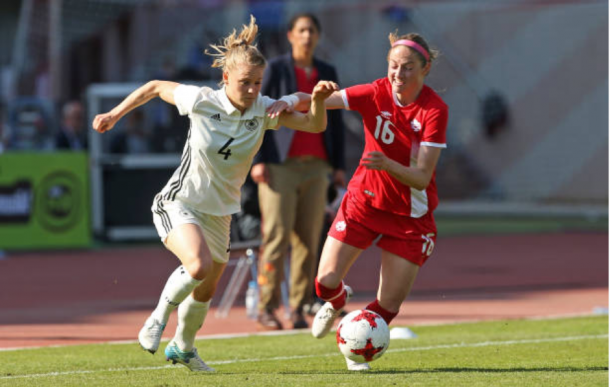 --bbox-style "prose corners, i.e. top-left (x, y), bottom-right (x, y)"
top-left (422, 105), bottom-right (448, 147)
top-left (343, 83), bottom-right (376, 112)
